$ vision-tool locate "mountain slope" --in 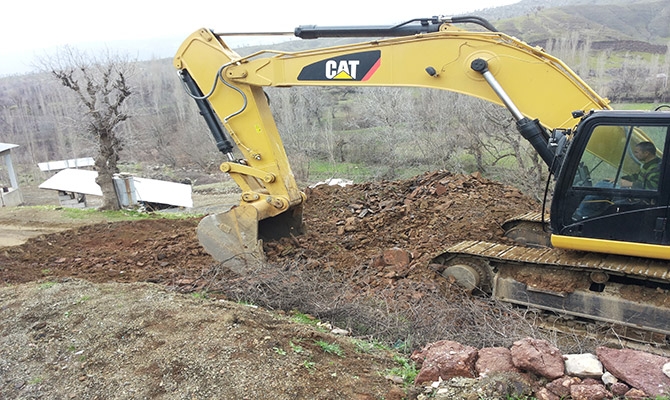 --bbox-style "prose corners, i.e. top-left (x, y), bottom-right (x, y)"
top-left (491, 0), bottom-right (670, 48)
